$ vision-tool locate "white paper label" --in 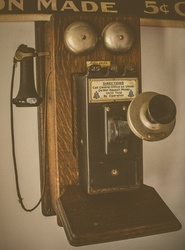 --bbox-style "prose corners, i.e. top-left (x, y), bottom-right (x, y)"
top-left (89, 78), bottom-right (138, 103)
